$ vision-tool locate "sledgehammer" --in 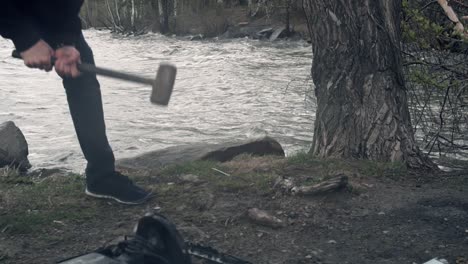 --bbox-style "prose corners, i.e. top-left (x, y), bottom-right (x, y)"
top-left (12, 50), bottom-right (176, 106)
